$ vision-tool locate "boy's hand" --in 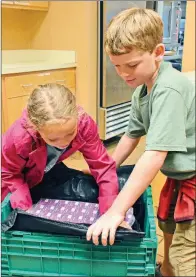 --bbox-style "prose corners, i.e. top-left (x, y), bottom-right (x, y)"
top-left (86, 211), bottom-right (131, 246)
